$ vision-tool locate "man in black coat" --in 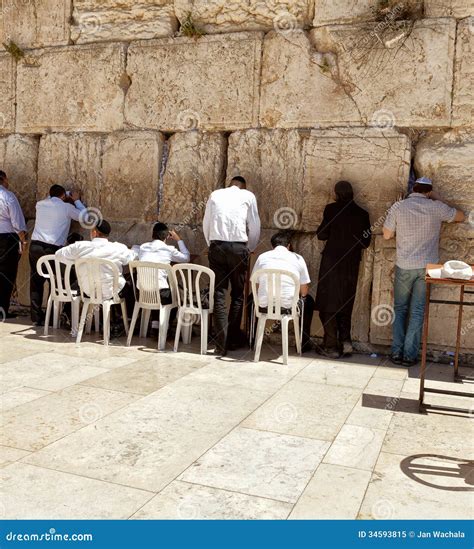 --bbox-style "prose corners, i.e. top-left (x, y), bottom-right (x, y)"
top-left (315, 181), bottom-right (372, 358)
